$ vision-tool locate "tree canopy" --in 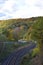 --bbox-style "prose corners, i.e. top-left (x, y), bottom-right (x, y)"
top-left (31, 18), bottom-right (43, 42)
